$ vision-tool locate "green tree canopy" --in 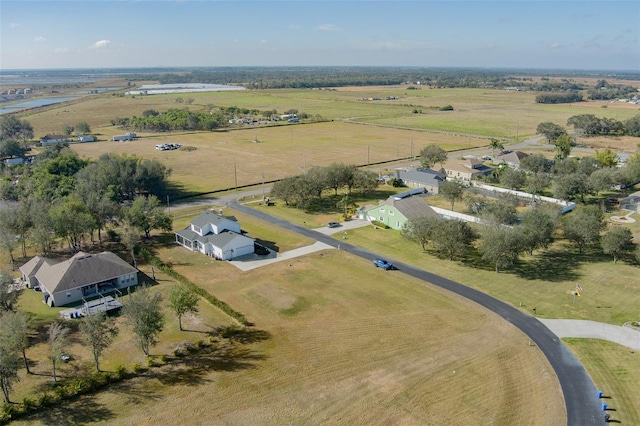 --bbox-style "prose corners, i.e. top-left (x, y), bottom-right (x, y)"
top-left (124, 286), bottom-right (165, 356)
top-left (601, 226), bottom-right (634, 263)
top-left (168, 285), bottom-right (199, 331)
top-left (439, 180), bottom-right (465, 210)
top-left (419, 144), bottom-right (448, 168)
